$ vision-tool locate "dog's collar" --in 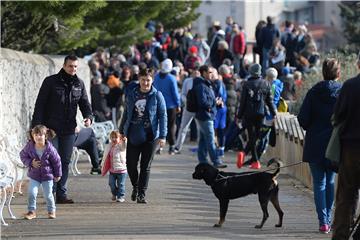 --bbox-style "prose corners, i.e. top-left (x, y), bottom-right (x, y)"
top-left (212, 173), bottom-right (228, 185)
